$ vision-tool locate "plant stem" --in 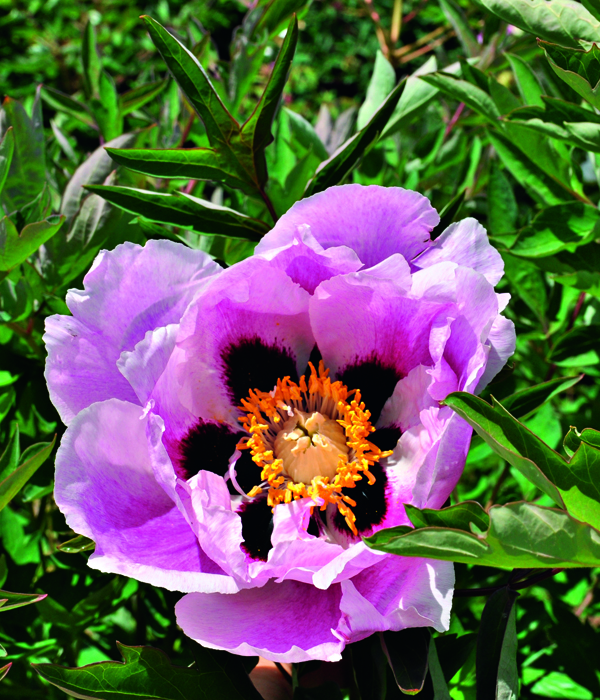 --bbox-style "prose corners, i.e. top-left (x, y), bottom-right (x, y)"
top-left (260, 187), bottom-right (278, 224)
